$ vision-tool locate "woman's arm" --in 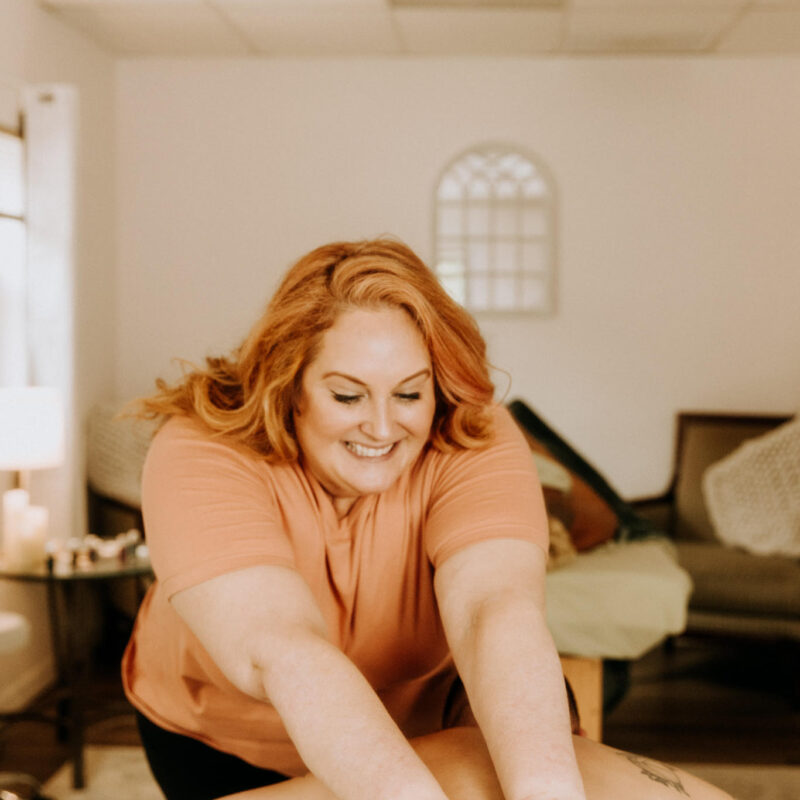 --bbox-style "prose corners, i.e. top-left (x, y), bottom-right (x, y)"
top-left (433, 537), bottom-right (586, 800)
top-left (220, 728), bottom-right (735, 800)
top-left (171, 564), bottom-right (450, 800)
